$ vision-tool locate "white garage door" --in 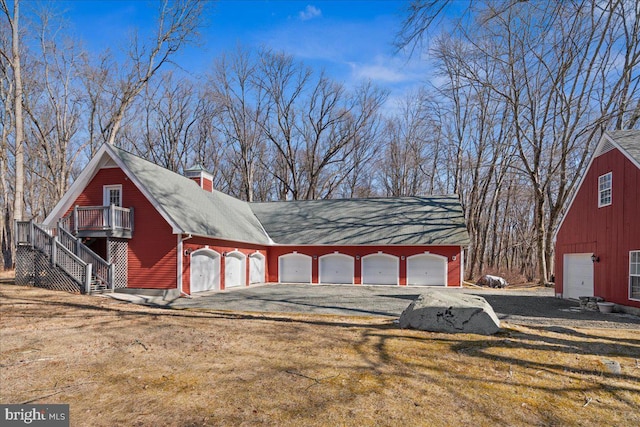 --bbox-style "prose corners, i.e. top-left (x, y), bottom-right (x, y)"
top-left (191, 250), bottom-right (220, 293)
top-left (407, 254), bottom-right (447, 286)
top-left (319, 254), bottom-right (354, 284)
top-left (279, 253), bottom-right (312, 283)
top-left (225, 252), bottom-right (246, 288)
top-left (563, 253), bottom-right (594, 299)
top-left (362, 253), bottom-right (398, 285)
top-left (249, 253), bottom-right (265, 284)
